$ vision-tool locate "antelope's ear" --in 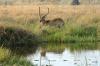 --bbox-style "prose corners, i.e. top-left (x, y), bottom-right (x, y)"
top-left (41, 15), bottom-right (46, 19)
